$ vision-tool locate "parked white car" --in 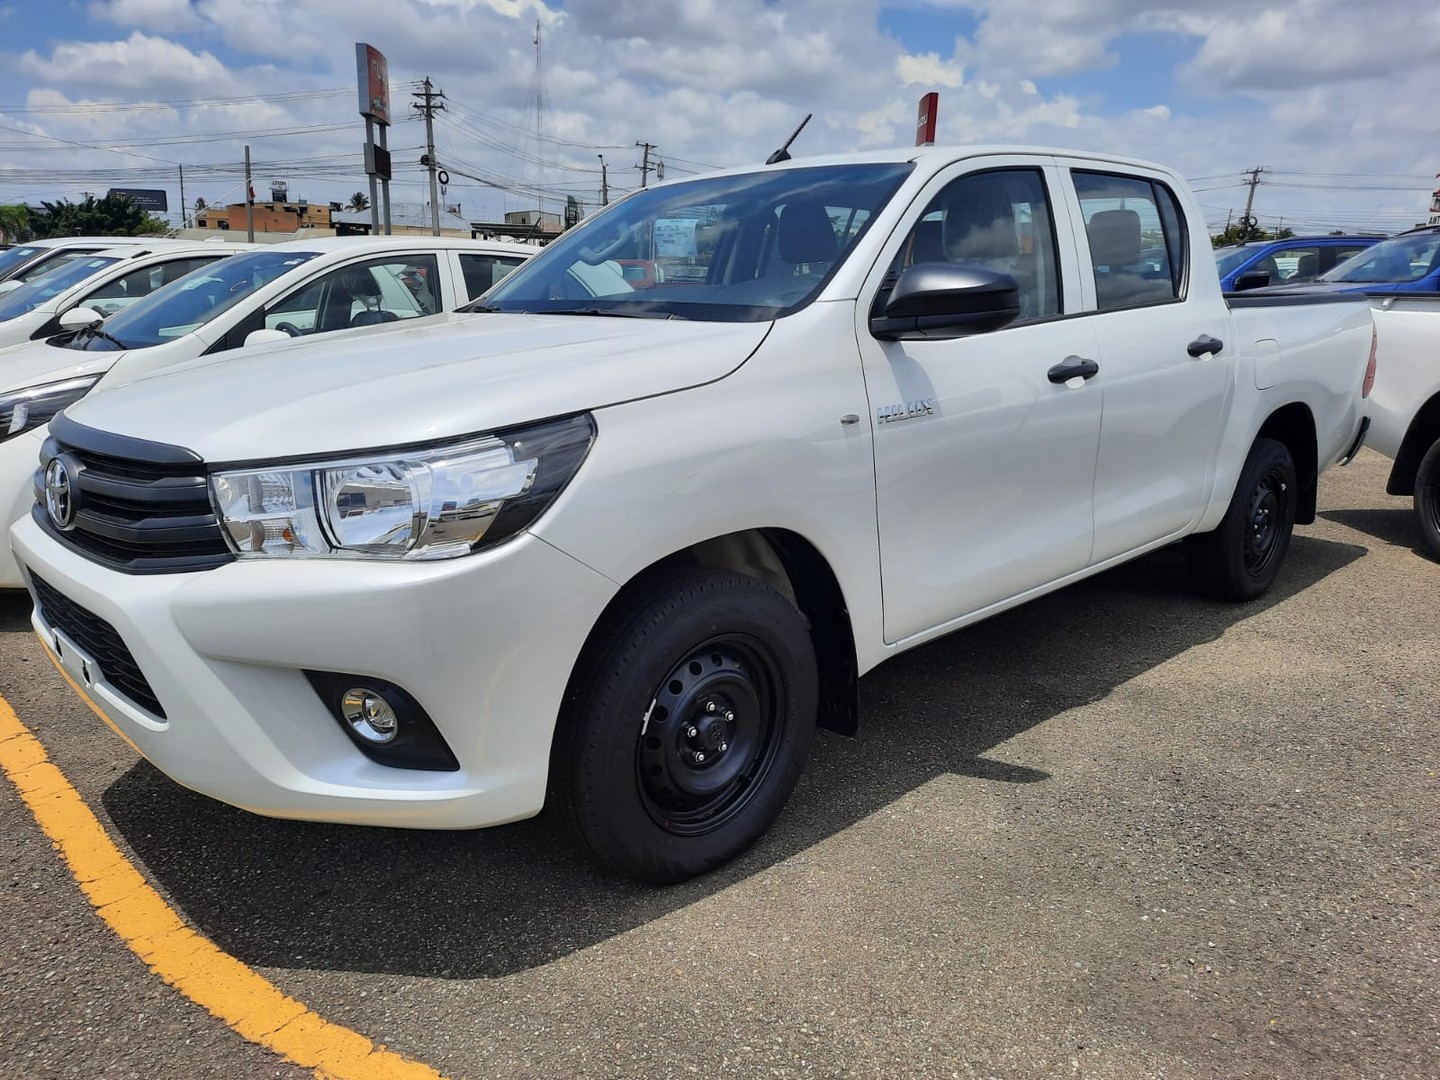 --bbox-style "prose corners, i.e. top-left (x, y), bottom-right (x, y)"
top-left (0, 239), bottom-right (250, 349)
top-left (0, 235), bottom-right (171, 286)
top-left (13, 147), bottom-right (1375, 882)
top-left (1360, 295), bottom-right (1440, 558)
top-left (0, 235), bottom-right (534, 585)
